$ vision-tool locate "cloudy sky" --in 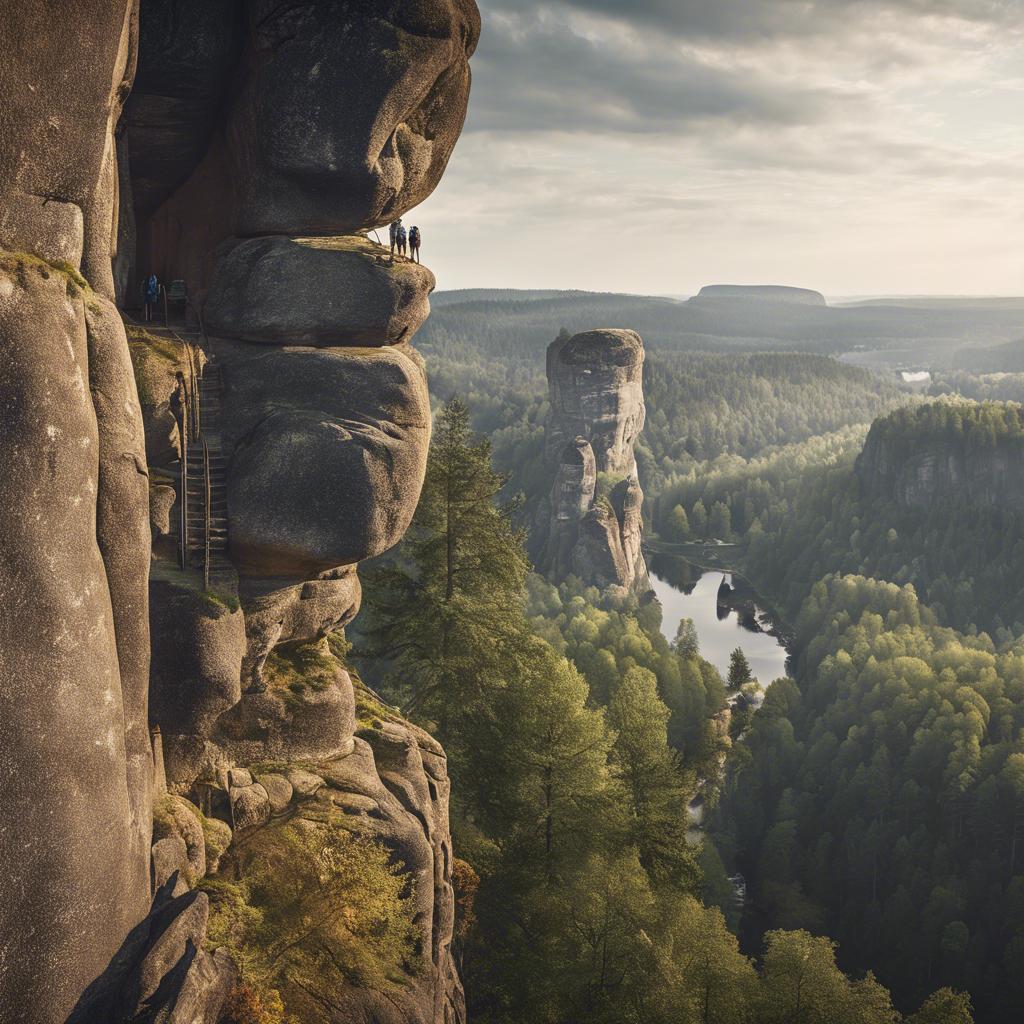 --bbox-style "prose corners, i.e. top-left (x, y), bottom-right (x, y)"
top-left (415, 0), bottom-right (1024, 297)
